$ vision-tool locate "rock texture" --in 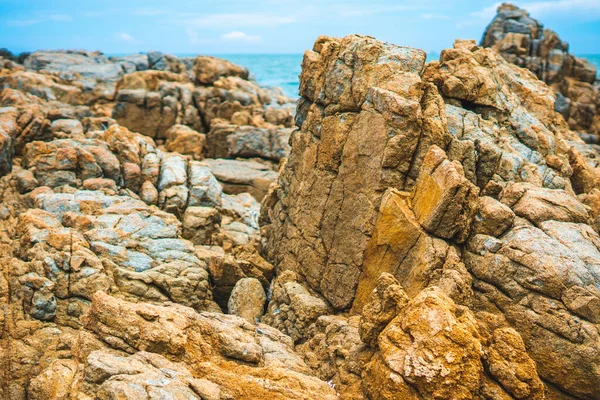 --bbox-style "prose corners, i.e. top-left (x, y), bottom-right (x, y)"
top-left (0, 49), bottom-right (306, 399)
top-left (481, 3), bottom-right (600, 138)
top-left (260, 34), bottom-right (600, 399)
top-left (3, 31), bottom-right (600, 400)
